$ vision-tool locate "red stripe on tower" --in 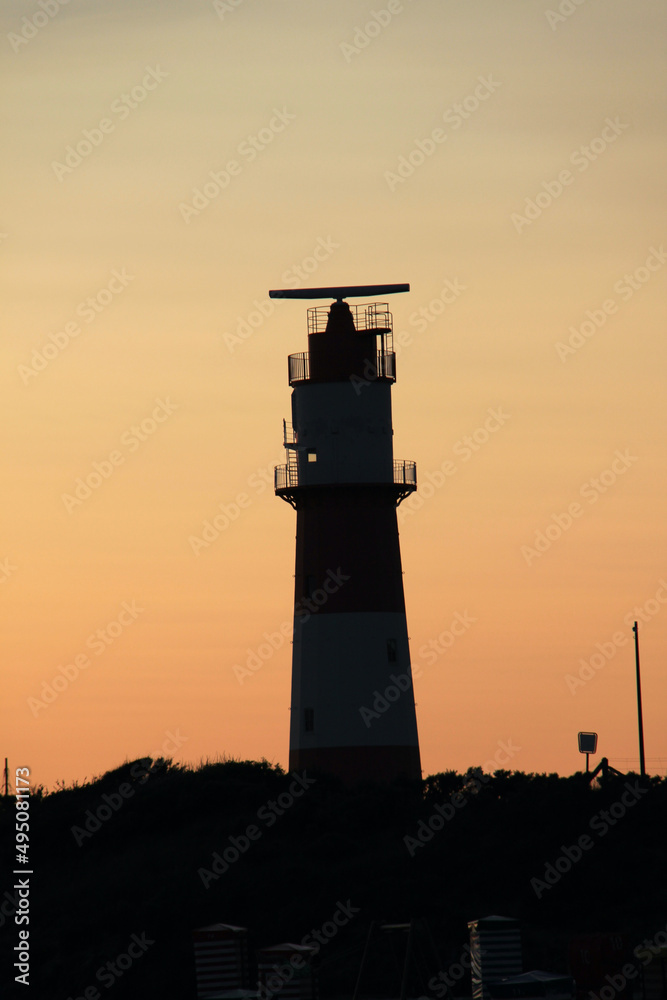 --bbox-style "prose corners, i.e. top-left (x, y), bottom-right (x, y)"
top-left (271, 285), bottom-right (421, 785)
